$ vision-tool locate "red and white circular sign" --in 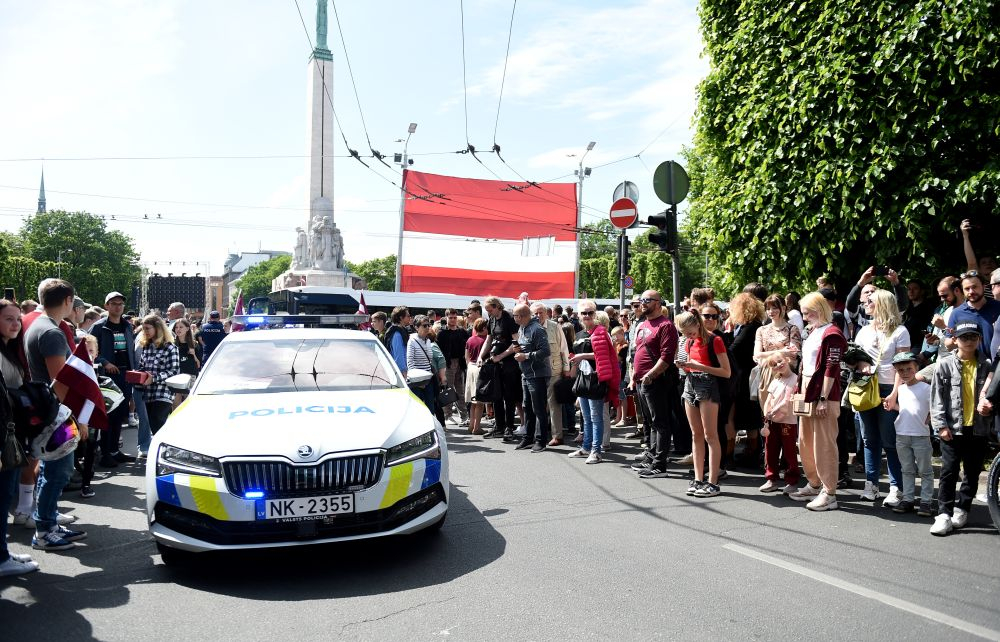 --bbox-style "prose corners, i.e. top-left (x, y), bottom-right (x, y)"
top-left (609, 197), bottom-right (638, 229)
